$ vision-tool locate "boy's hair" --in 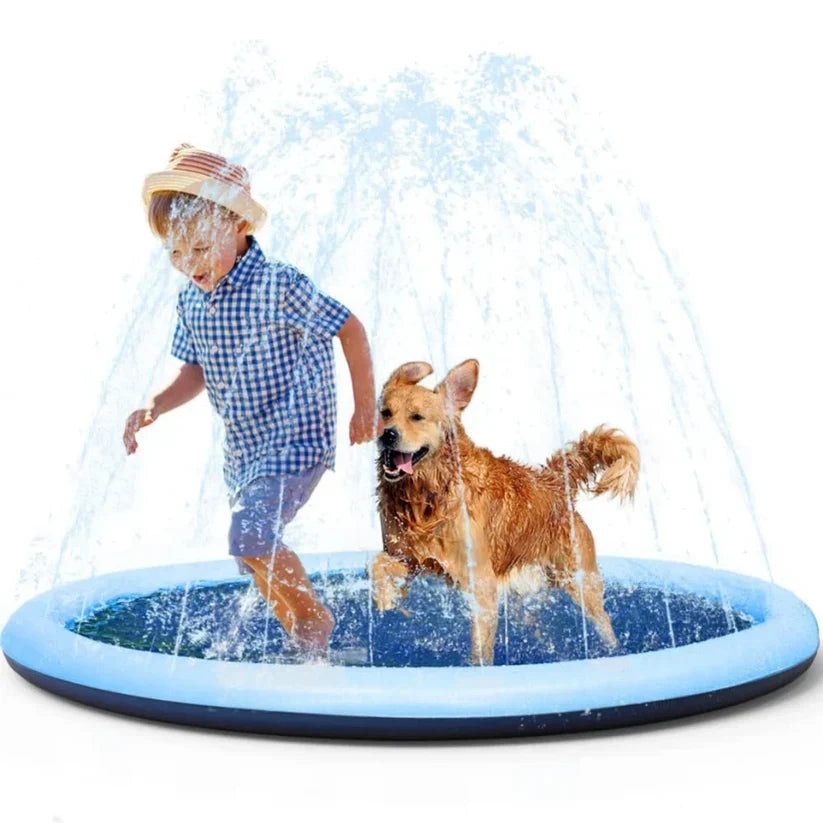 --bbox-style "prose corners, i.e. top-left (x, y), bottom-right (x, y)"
top-left (148, 191), bottom-right (245, 239)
